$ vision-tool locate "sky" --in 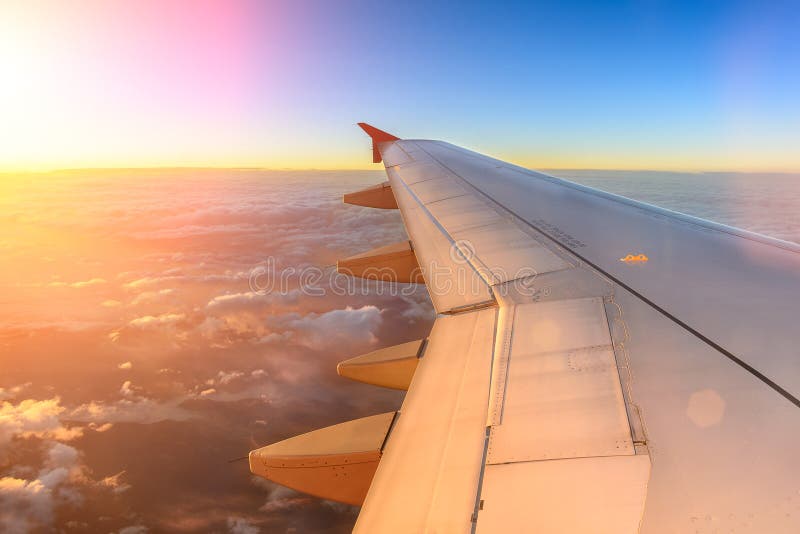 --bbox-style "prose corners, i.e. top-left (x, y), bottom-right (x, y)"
top-left (1, 0), bottom-right (799, 172)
